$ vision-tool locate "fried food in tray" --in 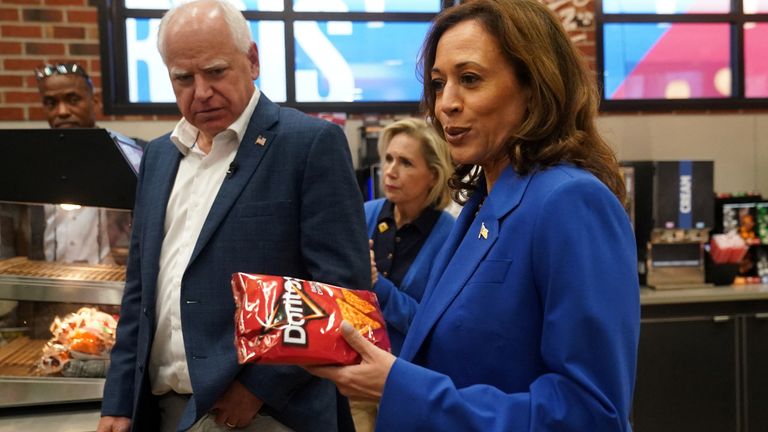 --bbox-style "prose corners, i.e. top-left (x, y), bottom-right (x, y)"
top-left (38, 307), bottom-right (117, 377)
